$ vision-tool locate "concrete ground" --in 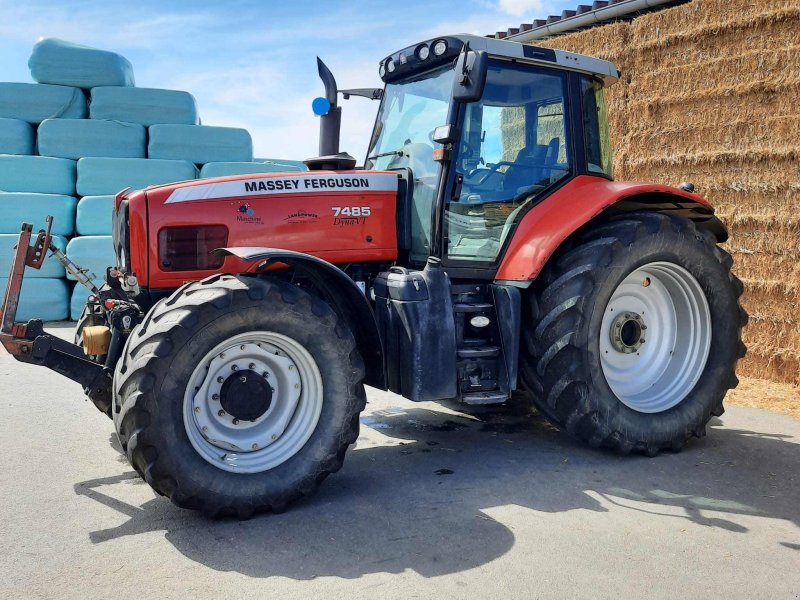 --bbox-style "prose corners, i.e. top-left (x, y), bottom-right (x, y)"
top-left (0, 323), bottom-right (797, 599)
